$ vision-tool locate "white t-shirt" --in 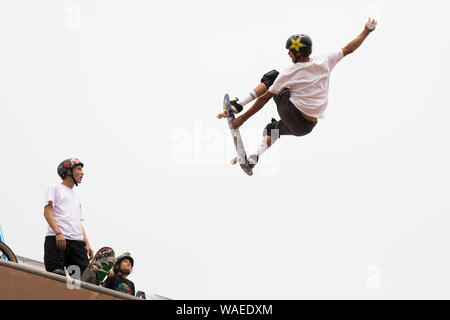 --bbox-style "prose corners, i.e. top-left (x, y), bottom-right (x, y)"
top-left (269, 49), bottom-right (344, 119)
top-left (44, 184), bottom-right (85, 241)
